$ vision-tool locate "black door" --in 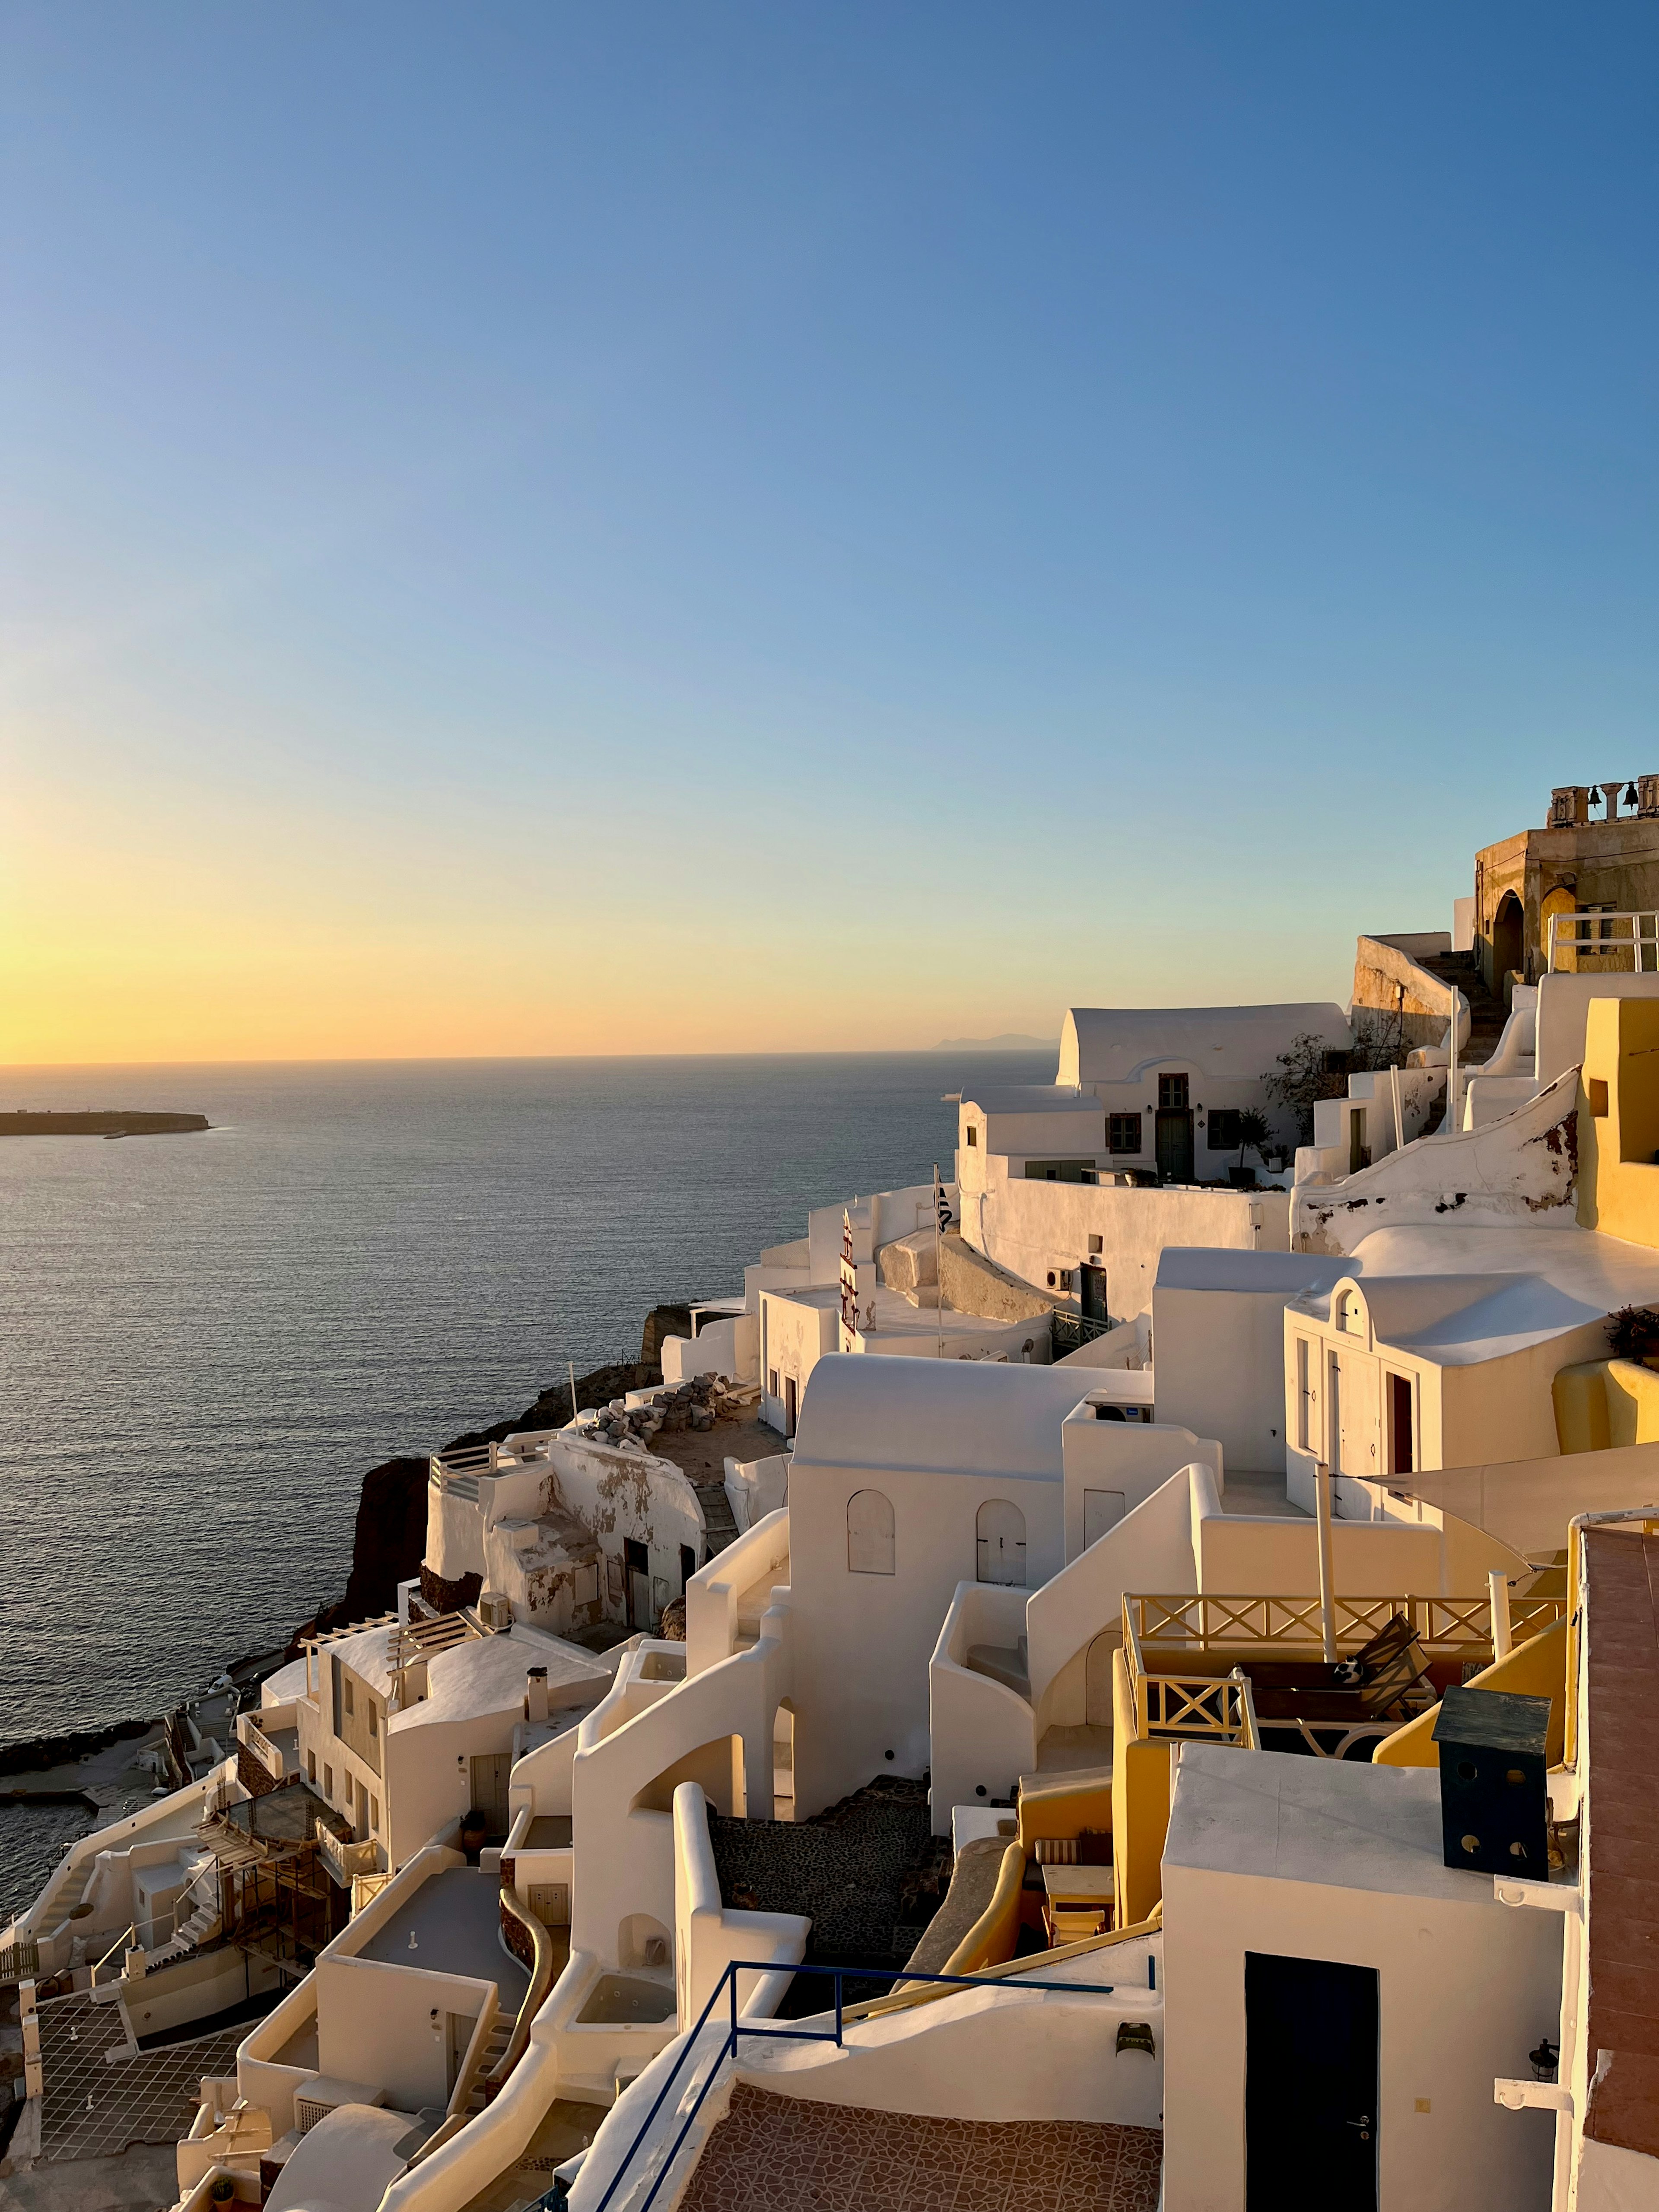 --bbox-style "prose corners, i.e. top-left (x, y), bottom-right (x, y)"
top-left (1246, 1951), bottom-right (1378, 2212)
top-left (624, 1537), bottom-right (651, 1630)
top-left (1155, 1111), bottom-right (1194, 1182)
top-left (1080, 1261), bottom-right (1109, 1325)
top-left (1155, 1072), bottom-right (1194, 1182)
